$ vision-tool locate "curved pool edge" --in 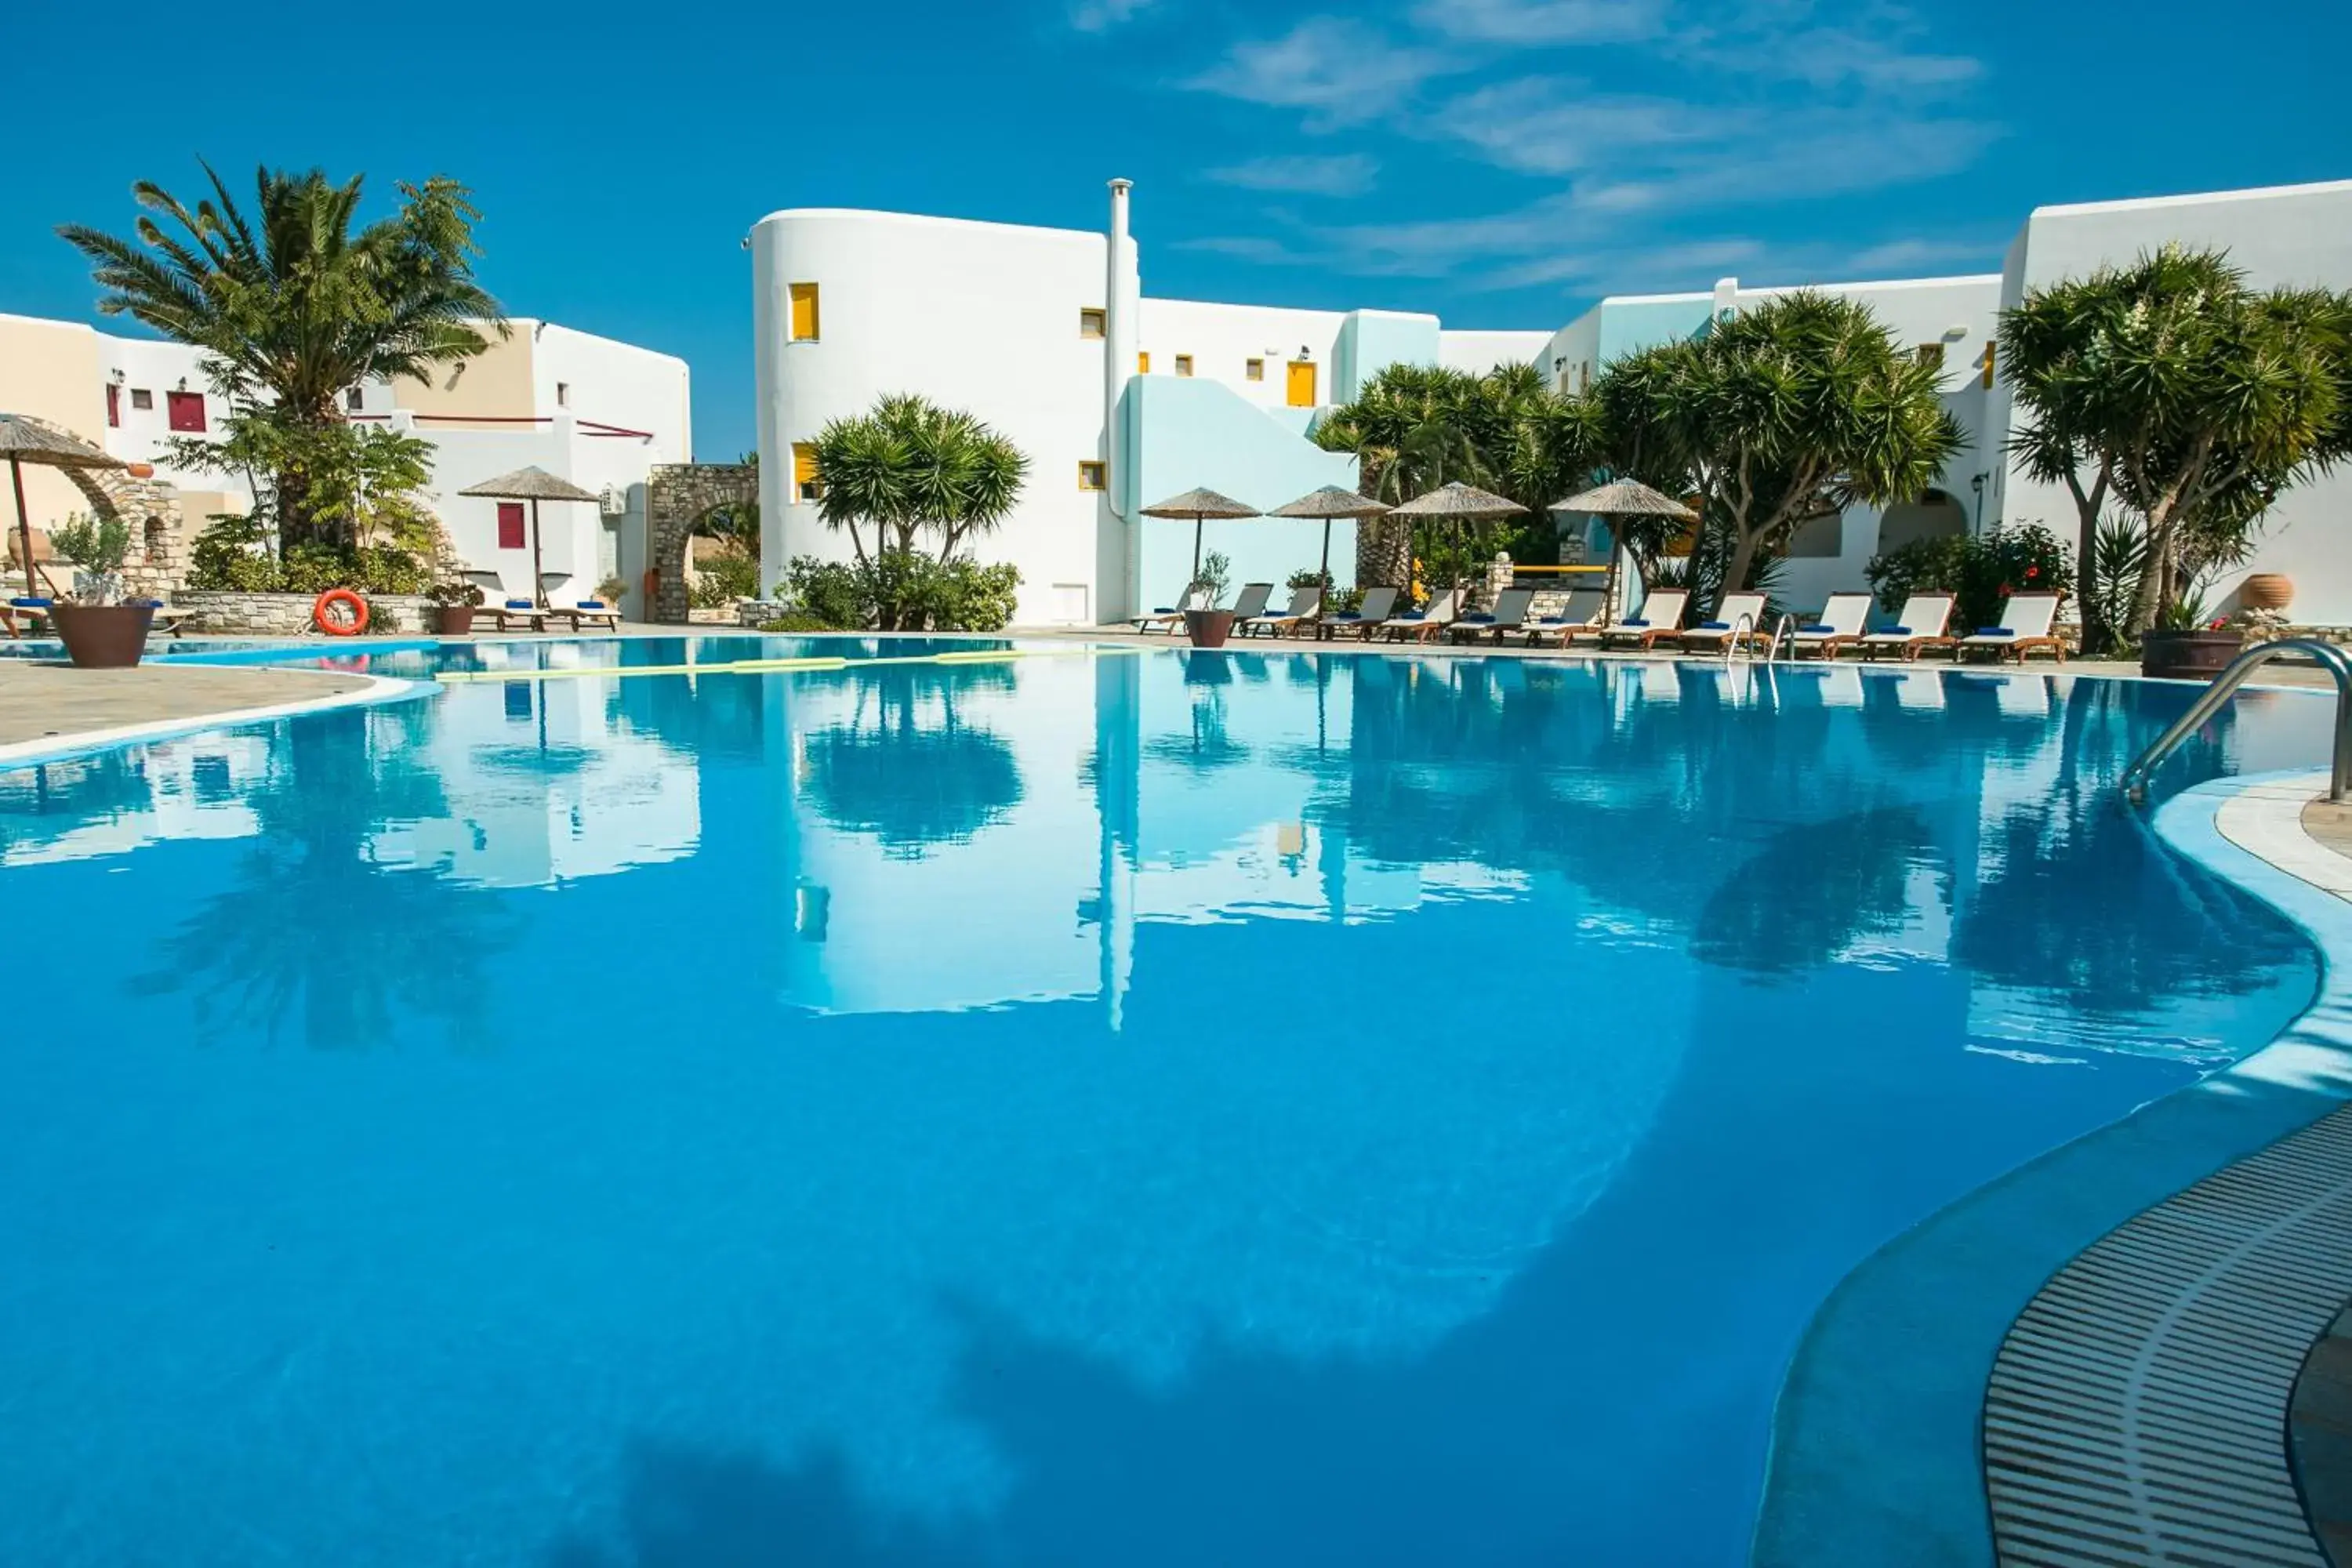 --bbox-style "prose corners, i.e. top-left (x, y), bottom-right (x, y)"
top-left (1750, 767), bottom-right (2352, 1568)
top-left (0, 672), bottom-right (437, 773)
